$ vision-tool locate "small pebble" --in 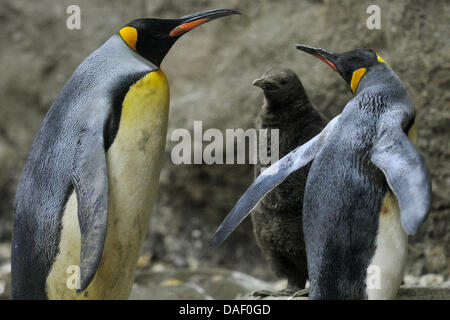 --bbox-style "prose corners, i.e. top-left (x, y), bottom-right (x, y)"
top-left (191, 229), bottom-right (202, 238)
top-left (136, 255), bottom-right (152, 269)
top-left (151, 263), bottom-right (166, 272)
top-left (419, 274), bottom-right (444, 286)
top-left (212, 274), bottom-right (224, 282)
top-left (160, 278), bottom-right (183, 287)
top-left (403, 274), bottom-right (420, 286)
